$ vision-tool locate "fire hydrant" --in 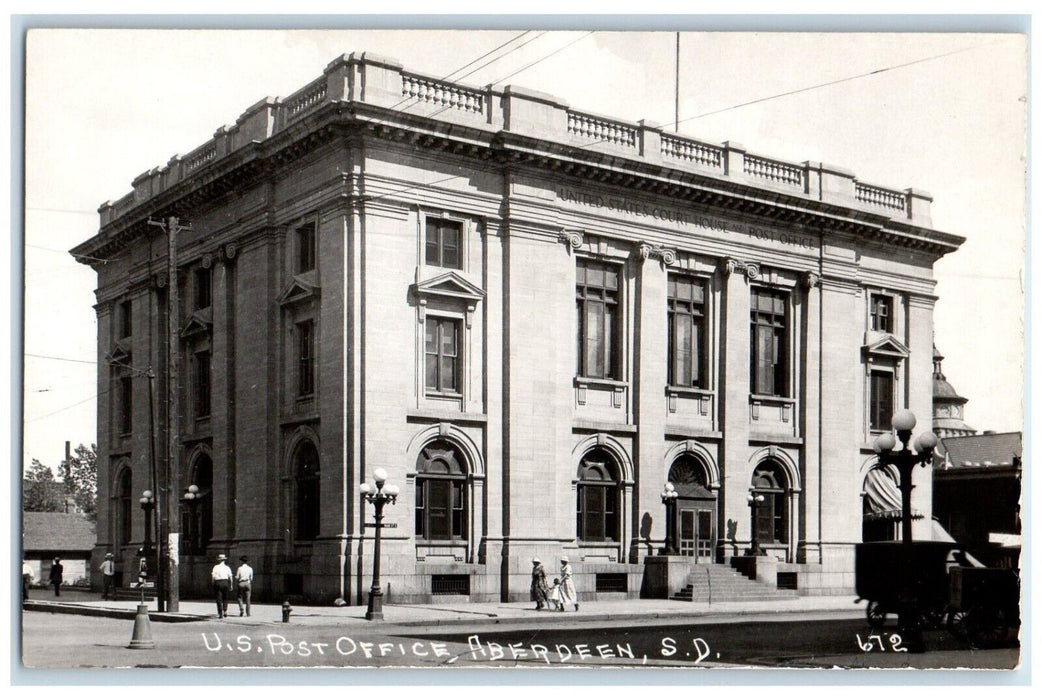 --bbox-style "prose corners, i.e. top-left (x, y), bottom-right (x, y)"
top-left (281, 601), bottom-right (292, 623)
